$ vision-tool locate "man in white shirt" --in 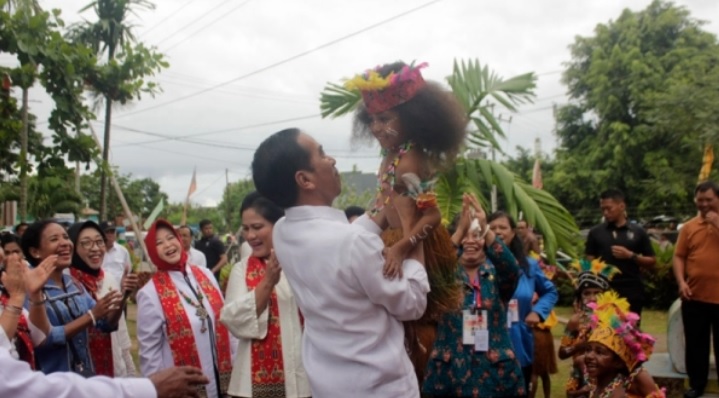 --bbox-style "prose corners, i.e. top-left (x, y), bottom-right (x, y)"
top-left (252, 128), bottom-right (429, 398)
top-left (178, 225), bottom-right (207, 268)
top-left (101, 221), bottom-right (132, 282)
